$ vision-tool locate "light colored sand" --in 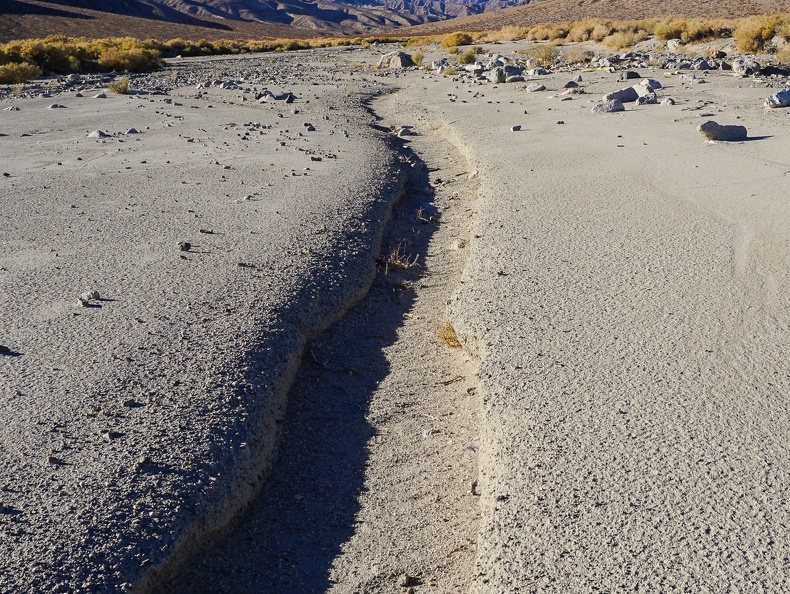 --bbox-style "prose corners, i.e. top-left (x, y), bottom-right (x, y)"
top-left (0, 54), bottom-right (405, 592)
top-left (394, 47), bottom-right (790, 592)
